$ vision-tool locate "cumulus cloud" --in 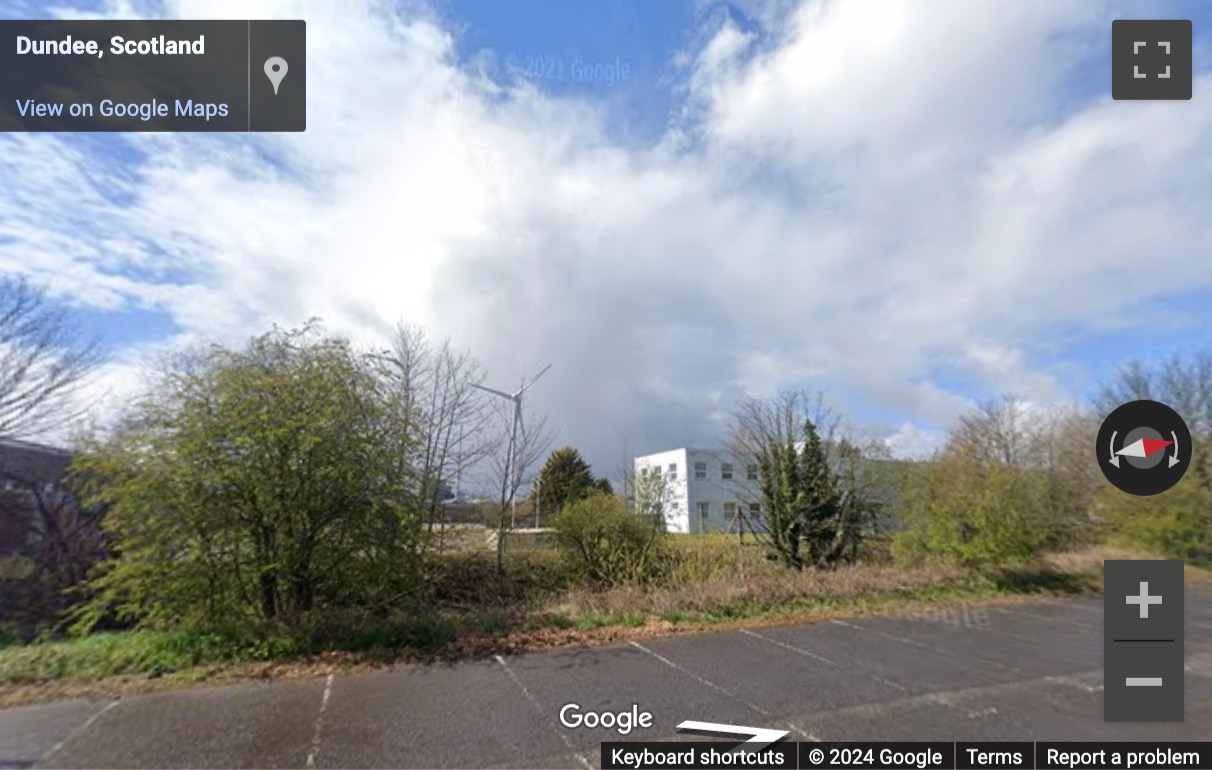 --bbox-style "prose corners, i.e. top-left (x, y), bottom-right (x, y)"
top-left (3, 0), bottom-right (1212, 471)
